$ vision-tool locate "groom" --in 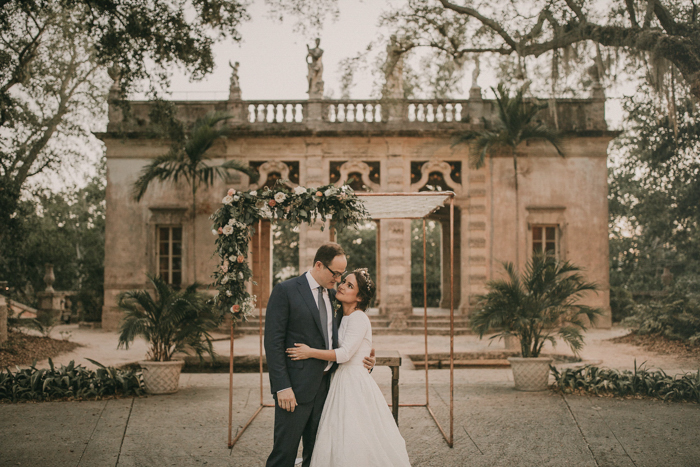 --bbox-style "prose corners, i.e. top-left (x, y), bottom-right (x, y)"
top-left (264, 242), bottom-right (375, 467)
